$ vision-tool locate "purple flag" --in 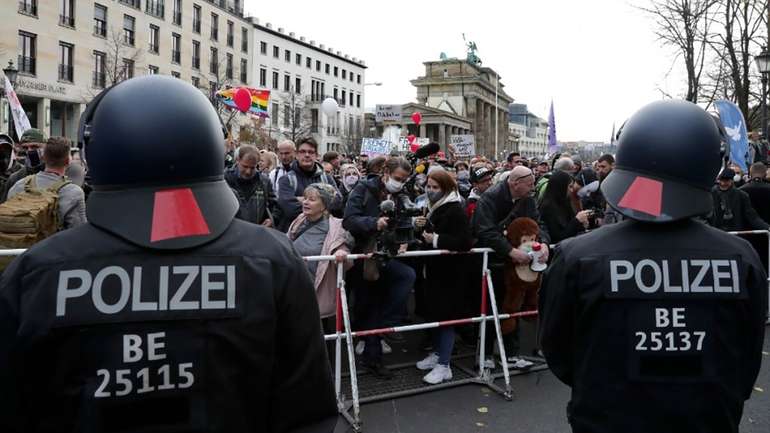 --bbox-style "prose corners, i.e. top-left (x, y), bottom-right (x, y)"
top-left (547, 101), bottom-right (558, 153)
